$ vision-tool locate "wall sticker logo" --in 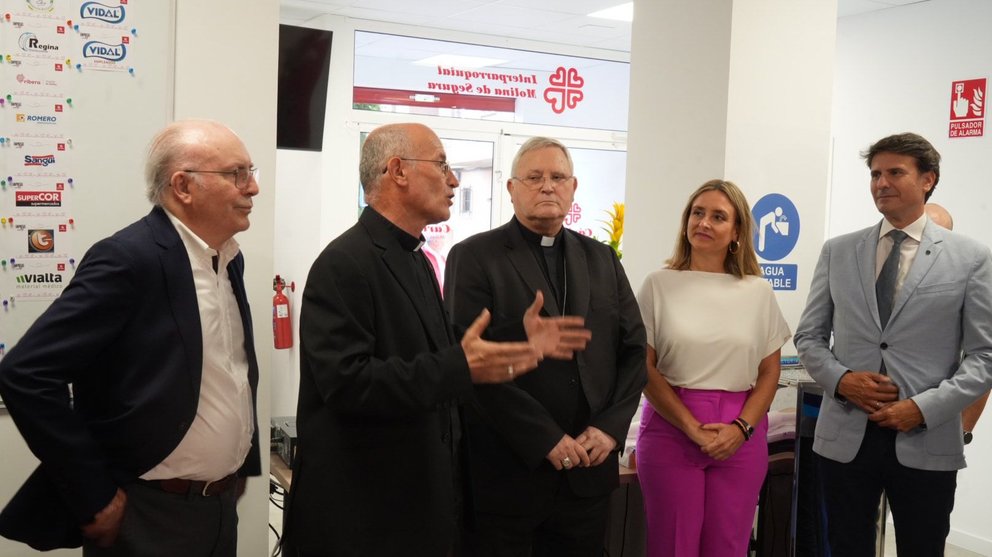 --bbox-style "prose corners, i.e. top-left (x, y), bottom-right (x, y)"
top-left (28, 229), bottom-right (55, 253)
top-left (16, 191), bottom-right (62, 207)
top-left (80, 2), bottom-right (126, 23)
top-left (19, 32), bottom-right (60, 53)
top-left (543, 66), bottom-right (585, 114)
top-left (26, 0), bottom-right (54, 11)
top-left (83, 41), bottom-right (127, 62)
